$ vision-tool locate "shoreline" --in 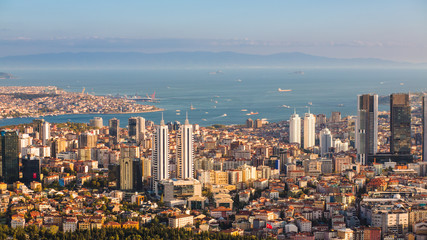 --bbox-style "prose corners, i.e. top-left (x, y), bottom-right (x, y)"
top-left (0, 108), bottom-right (165, 121)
